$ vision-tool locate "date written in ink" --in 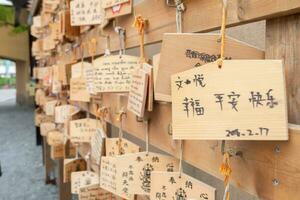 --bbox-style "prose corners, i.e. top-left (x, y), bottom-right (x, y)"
top-left (226, 127), bottom-right (269, 137)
